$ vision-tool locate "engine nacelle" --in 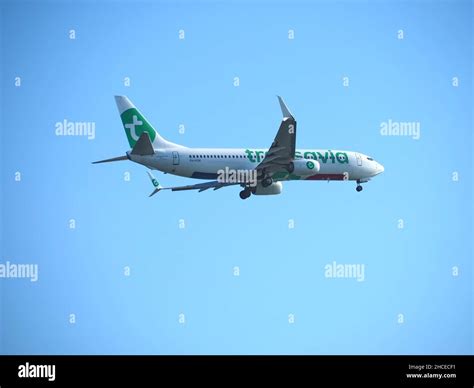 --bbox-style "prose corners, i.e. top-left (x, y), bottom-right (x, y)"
top-left (292, 159), bottom-right (320, 176)
top-left (253, 181), bottom-right (283, 195)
